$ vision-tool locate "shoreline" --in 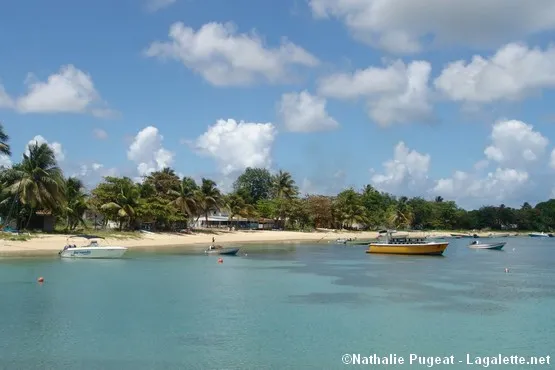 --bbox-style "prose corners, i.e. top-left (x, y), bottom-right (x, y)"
top-left (0, 229), bottom-right (521, 258)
